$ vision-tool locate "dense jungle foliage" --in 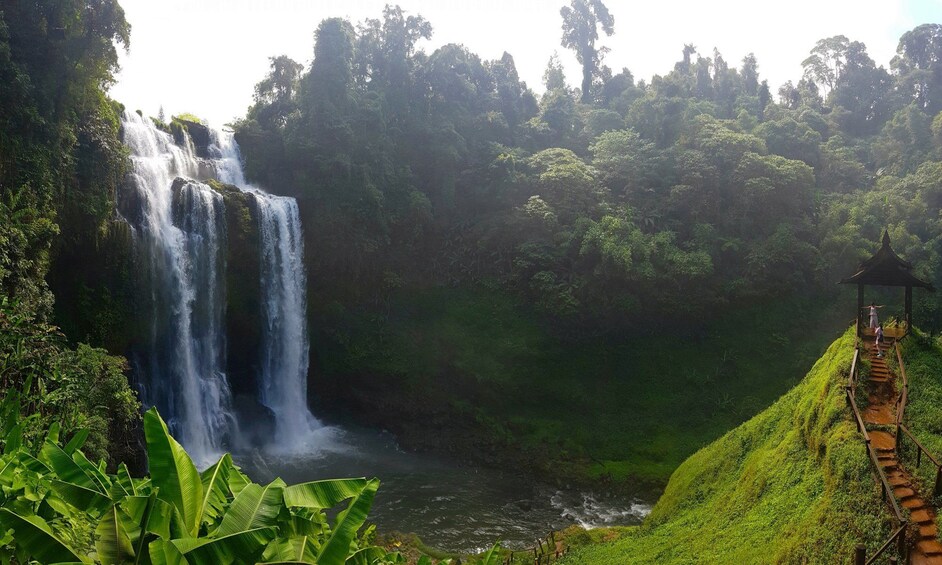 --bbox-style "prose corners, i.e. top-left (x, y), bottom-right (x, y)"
top-left (227, 4), bottom-right (942, 486)
top-left (3, 0), bottom-right (942, 561)
top-left (234, 10), bottom-right (942, 334)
